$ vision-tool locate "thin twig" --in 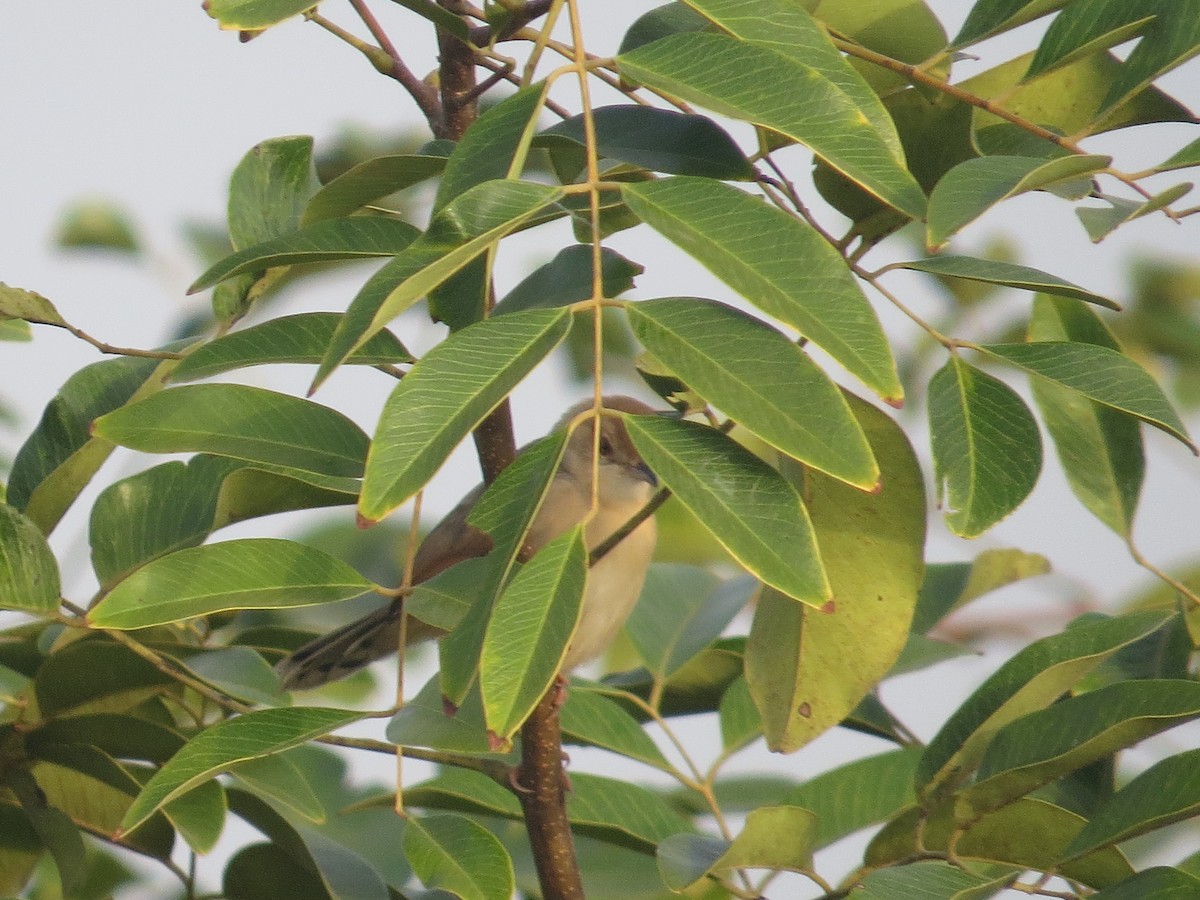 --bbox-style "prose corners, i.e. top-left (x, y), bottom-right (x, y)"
top-left (30, 318), bottom-right (182, 359)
